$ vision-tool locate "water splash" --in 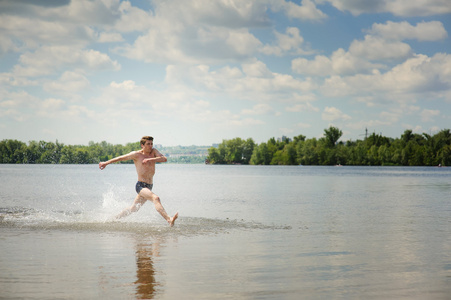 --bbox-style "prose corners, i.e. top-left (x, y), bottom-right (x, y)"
top-left (0, 205), bottom-right (289, 237)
